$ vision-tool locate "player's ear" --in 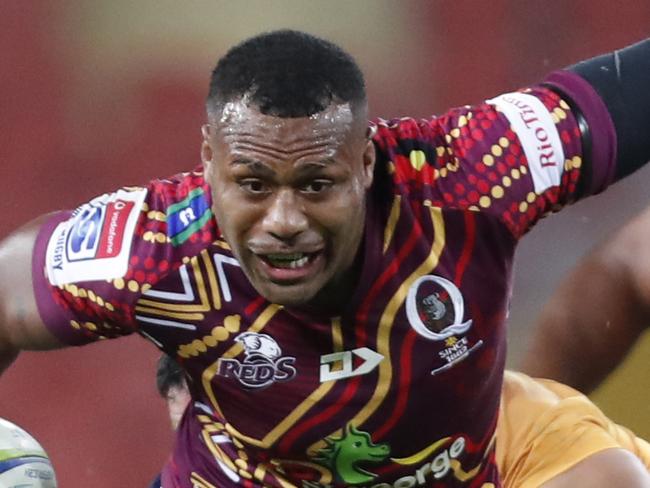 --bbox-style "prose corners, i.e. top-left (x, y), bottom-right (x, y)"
top-left (201, 124), bottom-right (214, 173)
top-left (361, 129), bottom-right (376, 189)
